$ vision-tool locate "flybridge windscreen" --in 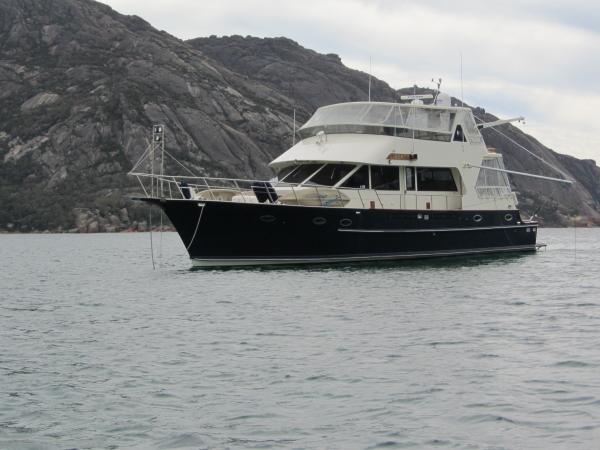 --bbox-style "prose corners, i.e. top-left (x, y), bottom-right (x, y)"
top-left (300, 103), bottom-right (456, 134)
